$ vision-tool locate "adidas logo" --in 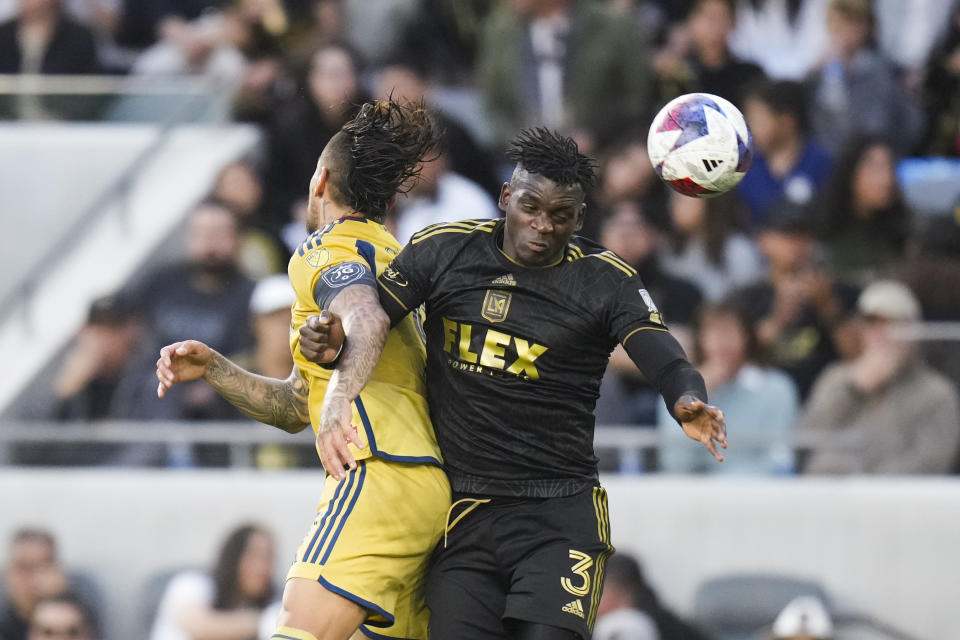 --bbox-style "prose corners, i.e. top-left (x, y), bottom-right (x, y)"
top-left (701, 158), bottom-right (724, 172)
top-left (561, 599), bottom-right (584, 619)
top-left (491, 274), bottom-right (517, 287)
